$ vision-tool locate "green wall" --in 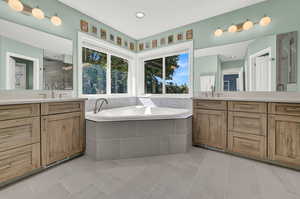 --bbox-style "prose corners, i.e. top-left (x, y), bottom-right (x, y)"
top-left (0, 35), bottom-right (43, 89)
top-left (221, 60), bottom-right (244, 71)
top-left (194, 55), bottom-right (221, 94)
